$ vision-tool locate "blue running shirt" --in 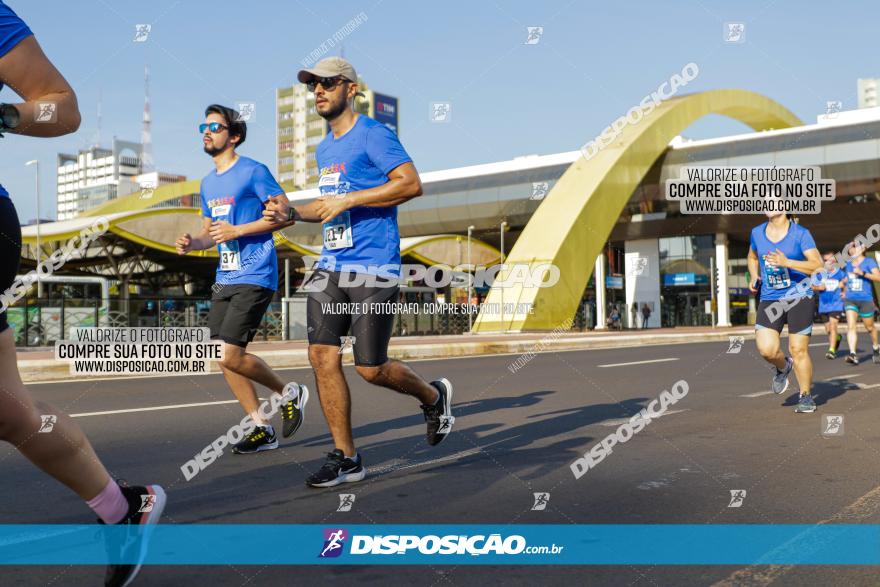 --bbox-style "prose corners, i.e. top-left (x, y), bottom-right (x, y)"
top-left (314, 115), bottom-right (412, 278)
top-left (814, 268), bottom-right (845, 313)
top-left (749, 221), bottom-right (817, 301)
top-left (844, 257), bottom-right (879, 302)
top-left (0, 0), bottom-right (34, 199)
top-left (199, 157), bottom-right (283, 290)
